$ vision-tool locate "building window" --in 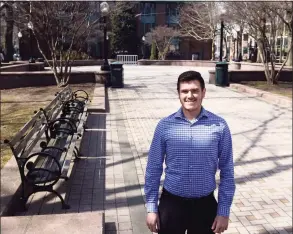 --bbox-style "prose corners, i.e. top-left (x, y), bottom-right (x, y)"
top-left (140, 2), bottom-right (156, 35)
top-left (140, 2), bottom-right (156, 15)
top-left (166, 3), bottom-right (179, 26)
